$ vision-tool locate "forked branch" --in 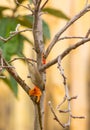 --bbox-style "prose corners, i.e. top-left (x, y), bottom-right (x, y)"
top-left (41, 36), bottom-right (90, 71)
top-left (0, 49), bottom-right (30, 95)
top-left (45, 4), bottom-right (90, 58)
top-left (48, 57), bottom-right (85, 128)
top-left (0, 25), bottom-right (32, 43)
